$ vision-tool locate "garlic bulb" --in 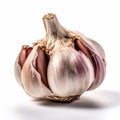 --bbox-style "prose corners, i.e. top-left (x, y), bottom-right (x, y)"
top-left (15, 13), bottom-right (106, 102)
